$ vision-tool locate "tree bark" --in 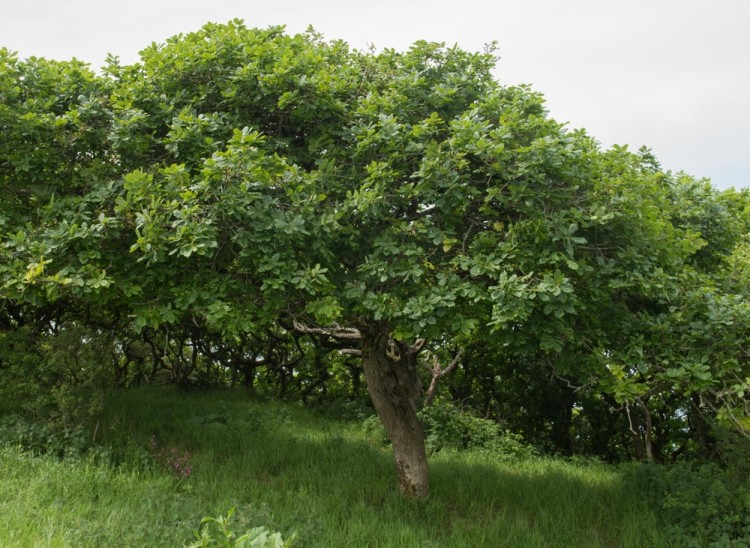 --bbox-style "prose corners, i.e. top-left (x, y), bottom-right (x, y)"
top-left (359, 321), bottom-right (429, 498)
